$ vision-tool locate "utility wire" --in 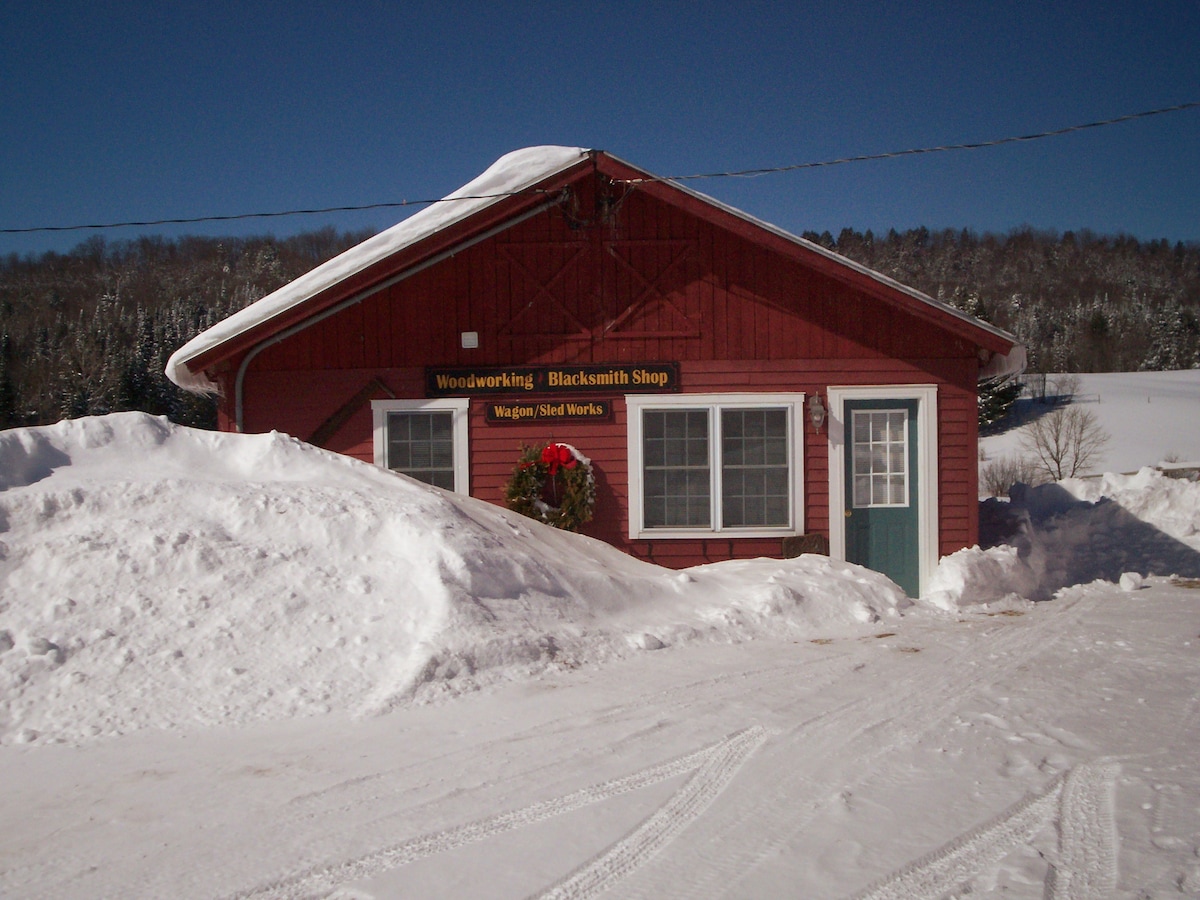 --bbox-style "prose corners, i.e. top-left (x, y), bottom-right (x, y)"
top-left (3, 101), bottom-right (1197, 236)
top-left (0, 195), bottom-right (546, 235)
top-left (626, 100), bottom-right (1200, 183)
